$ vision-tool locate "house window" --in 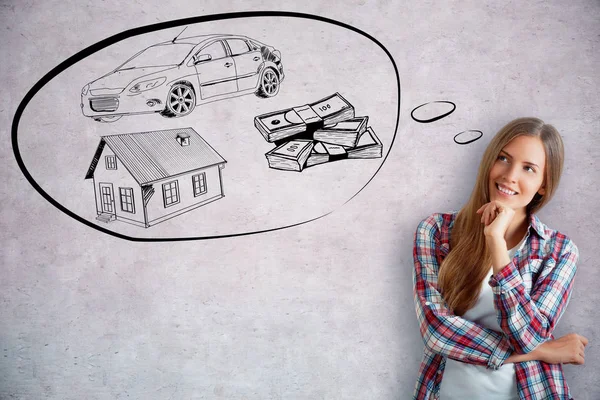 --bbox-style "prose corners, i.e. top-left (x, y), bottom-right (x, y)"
top-left (176, 132), bottom-right (190, 146)
top-left (162, 180), bottom-right (180, 207)
top-left (105, 155), bottom-right (117, 170)
top-left (192, 172), bottom-right (207, 196)
top-left (119, 187), bottom-right (135, 213)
